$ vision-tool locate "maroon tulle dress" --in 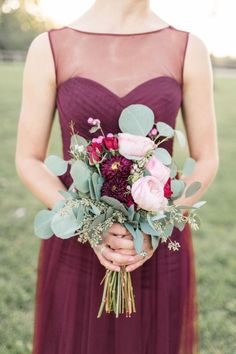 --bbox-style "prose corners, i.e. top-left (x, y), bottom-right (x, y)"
top-left (32, 24), bottom-right (198, 354)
